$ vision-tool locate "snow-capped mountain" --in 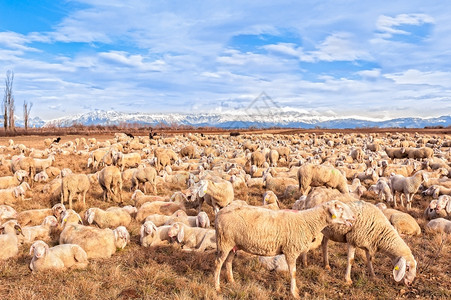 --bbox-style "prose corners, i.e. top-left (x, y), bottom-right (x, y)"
top-left (43, 109), bottom-right (451, 129)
